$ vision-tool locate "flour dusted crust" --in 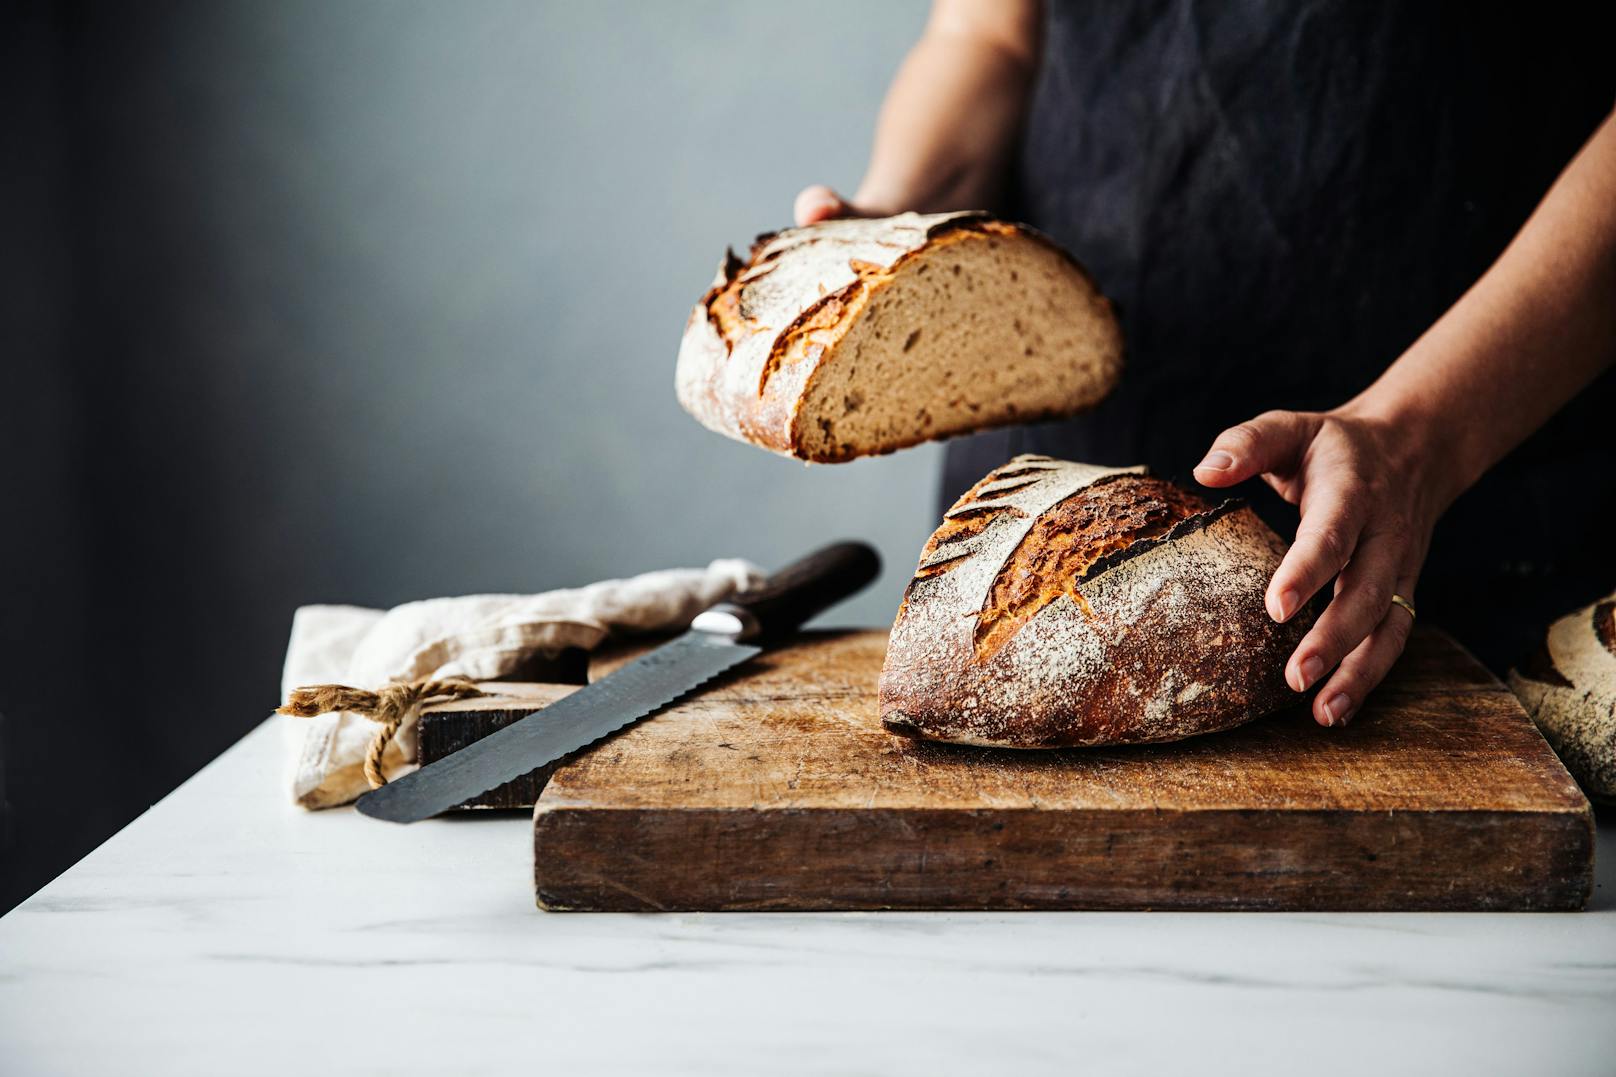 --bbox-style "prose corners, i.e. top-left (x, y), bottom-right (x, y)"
top-left (879, 455), bottom-right (1315, 747)
top-left (675, 212), bottom-right (1122, 462)
top-left (1509, 594), bottom-right (1616, 803)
